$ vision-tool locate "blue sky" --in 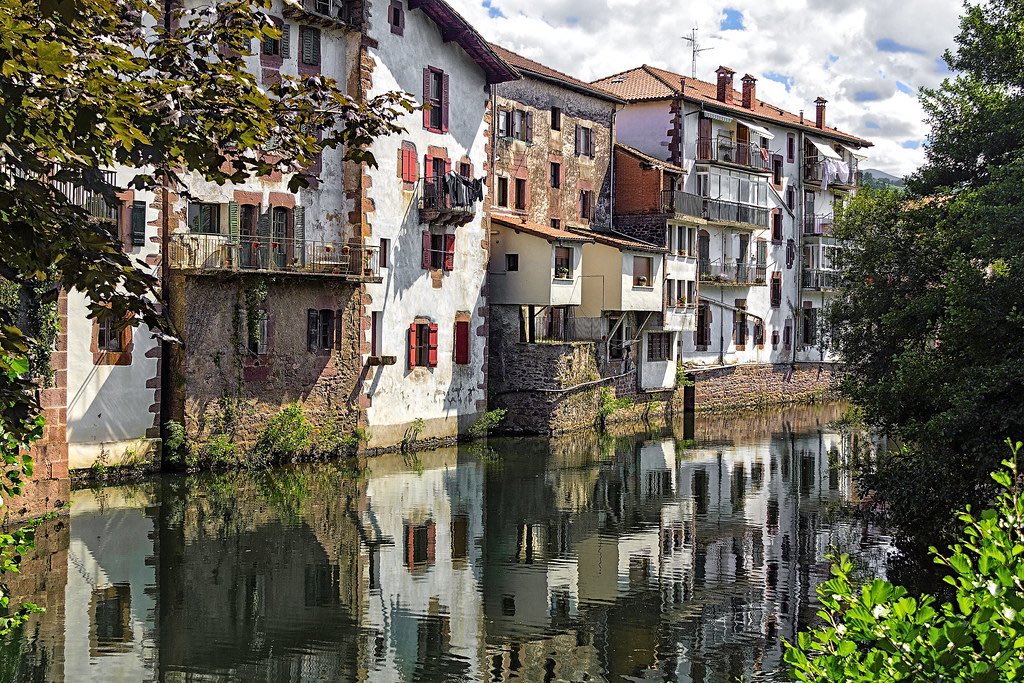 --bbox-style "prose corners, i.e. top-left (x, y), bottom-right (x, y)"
top-left (452, 0), bottom-right (963, 175)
